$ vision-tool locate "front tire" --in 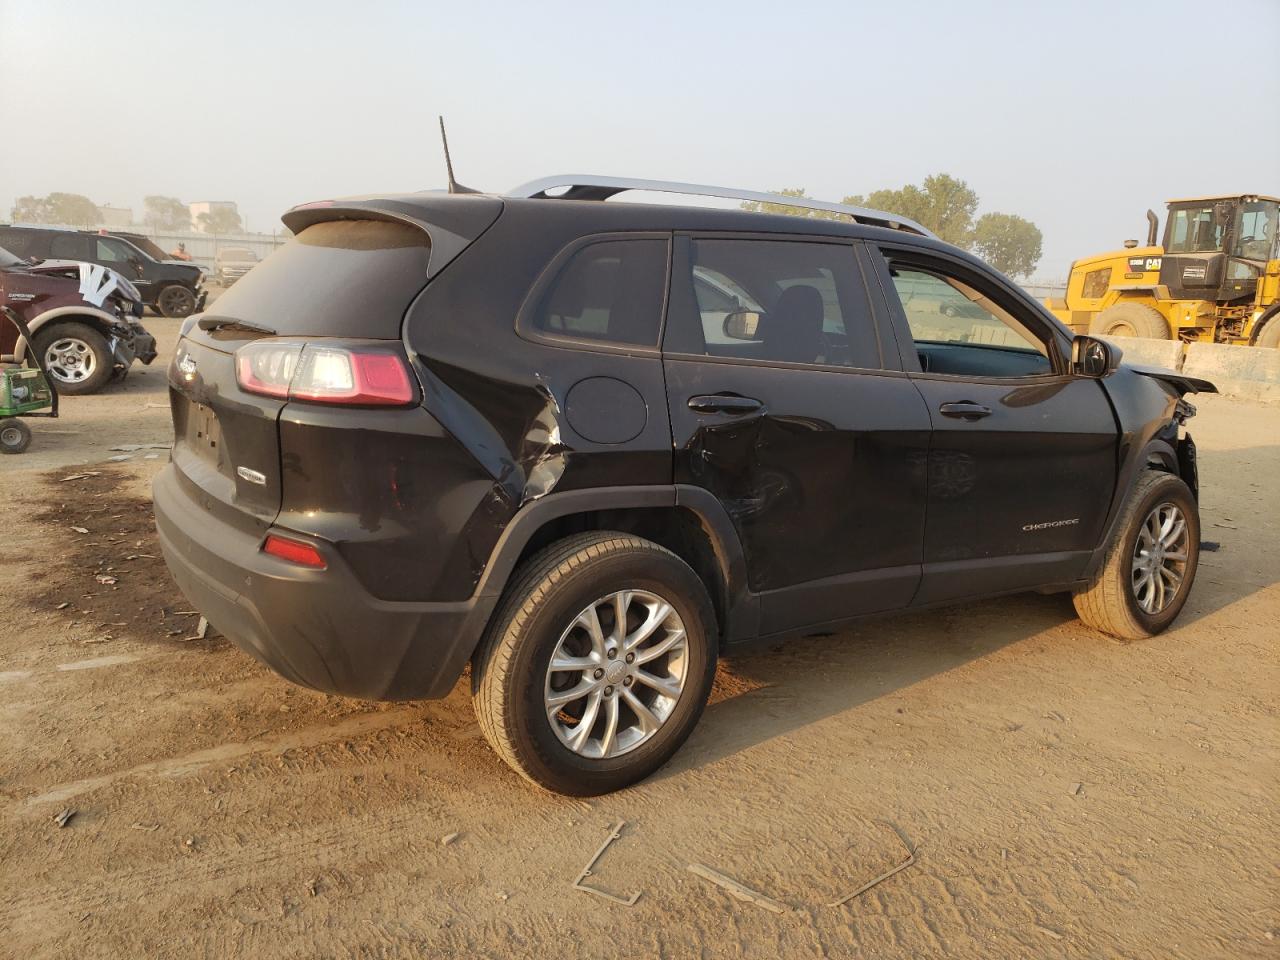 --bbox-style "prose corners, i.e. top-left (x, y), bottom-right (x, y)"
top-left (472, 532), bottom-right (718, 795)
top-left (0, 419), bottom-right (32, 454)
top-left (1089, 302), bottom-right (1171, 340)
top-left (1254, 316), bottom-right (1280, 350)
top-left (31, 322), bottom-right (114, 395)
top-left (1073, 471), bottom-right (1200, 640)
